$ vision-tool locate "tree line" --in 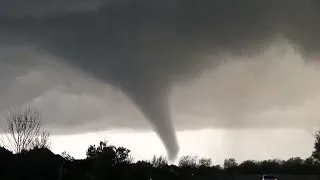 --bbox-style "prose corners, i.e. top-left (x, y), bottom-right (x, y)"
top-left (1, 107), bottom-right (320, 180)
